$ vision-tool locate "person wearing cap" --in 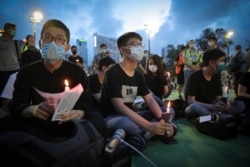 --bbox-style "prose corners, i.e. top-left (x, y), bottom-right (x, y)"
top-left (0, 22), bottom-right (22, 109)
